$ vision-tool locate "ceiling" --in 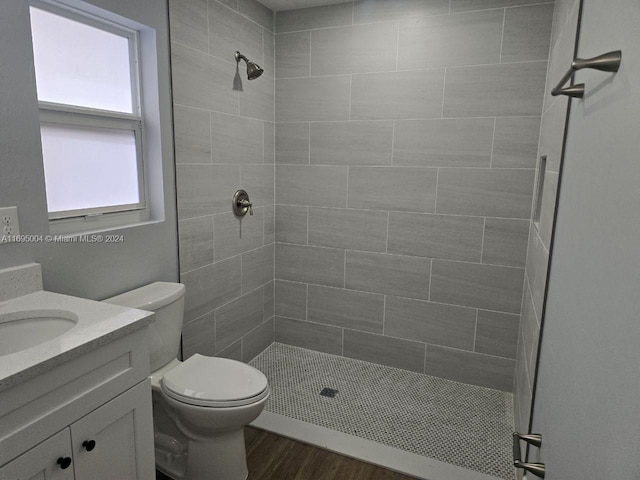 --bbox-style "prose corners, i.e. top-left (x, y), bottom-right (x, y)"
top-left (257, 0), bottom-right (348, 12)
